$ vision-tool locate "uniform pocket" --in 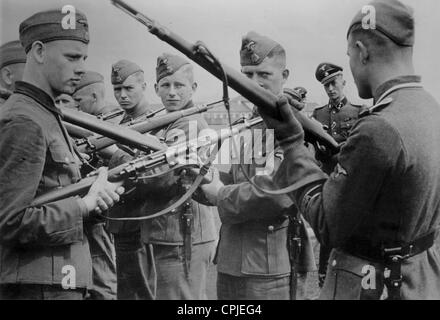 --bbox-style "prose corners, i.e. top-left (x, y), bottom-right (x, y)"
top-left (321, 249), bottom-right (384, 300)
top-left (48, 144), bottom-right (81, 186)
